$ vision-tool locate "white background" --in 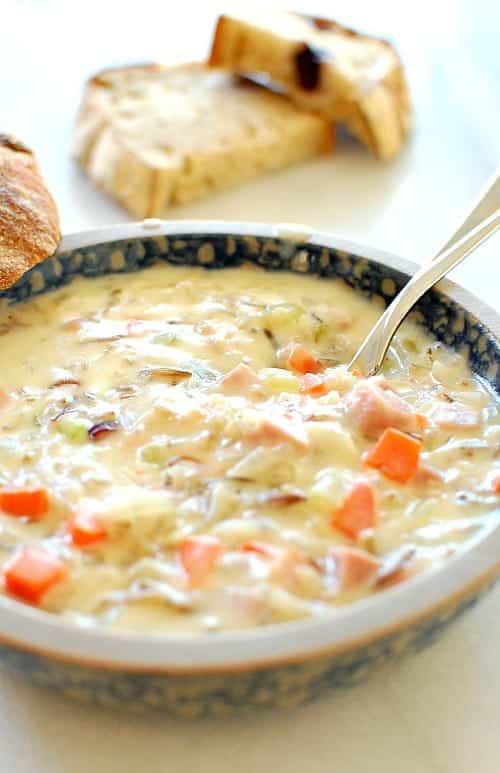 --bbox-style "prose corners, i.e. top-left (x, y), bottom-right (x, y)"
top-left (1, 1), bottom-right (499, 771)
